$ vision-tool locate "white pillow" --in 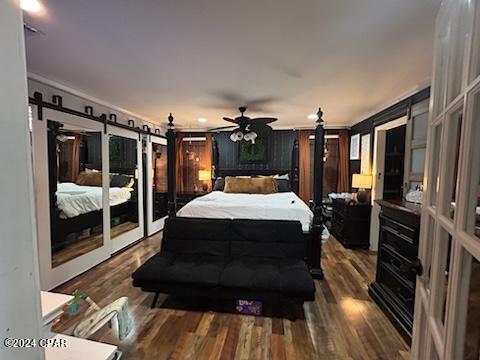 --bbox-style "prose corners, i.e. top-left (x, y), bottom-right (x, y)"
top-left (274, 173), bottom-right (289, 180)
